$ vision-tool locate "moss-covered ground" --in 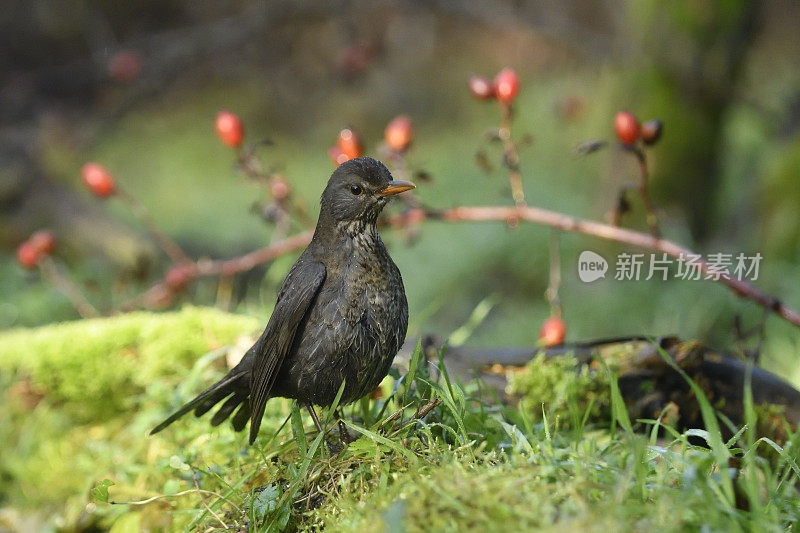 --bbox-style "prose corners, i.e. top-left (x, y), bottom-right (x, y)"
top-left (1, 307), bottom-right (799, 531)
